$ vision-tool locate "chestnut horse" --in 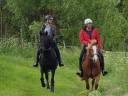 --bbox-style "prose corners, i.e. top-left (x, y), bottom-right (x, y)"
top-left (82, 45), bottom-right (101, 90)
